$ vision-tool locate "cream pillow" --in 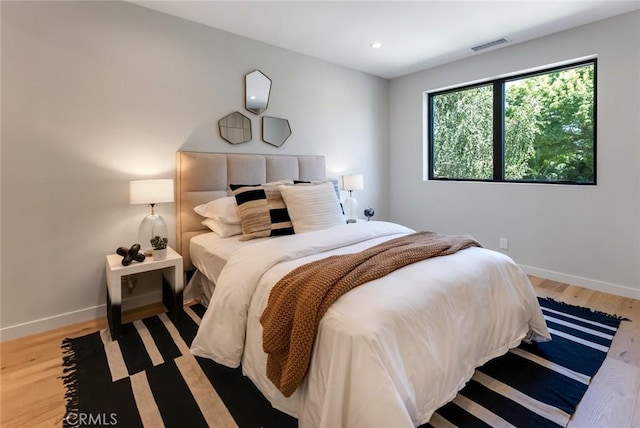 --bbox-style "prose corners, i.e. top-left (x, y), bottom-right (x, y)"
top-left (194, 197), bottom-right (241, 224)
top-left (201, 218), bottom-right (243, 238)
top-left (278, 182), bottom-right (345, 233)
